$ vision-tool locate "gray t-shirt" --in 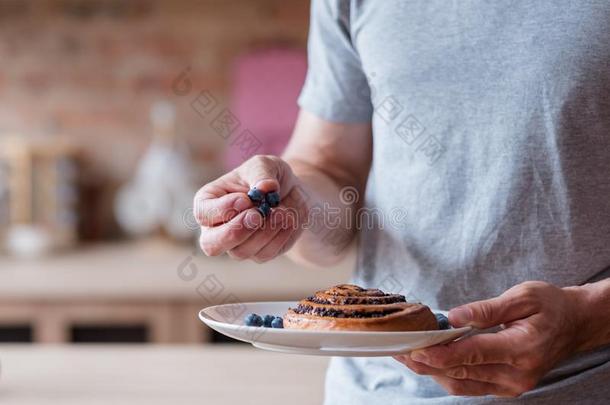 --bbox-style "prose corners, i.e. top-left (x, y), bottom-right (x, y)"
top-left (298, 1), bottom-right (610, 403)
